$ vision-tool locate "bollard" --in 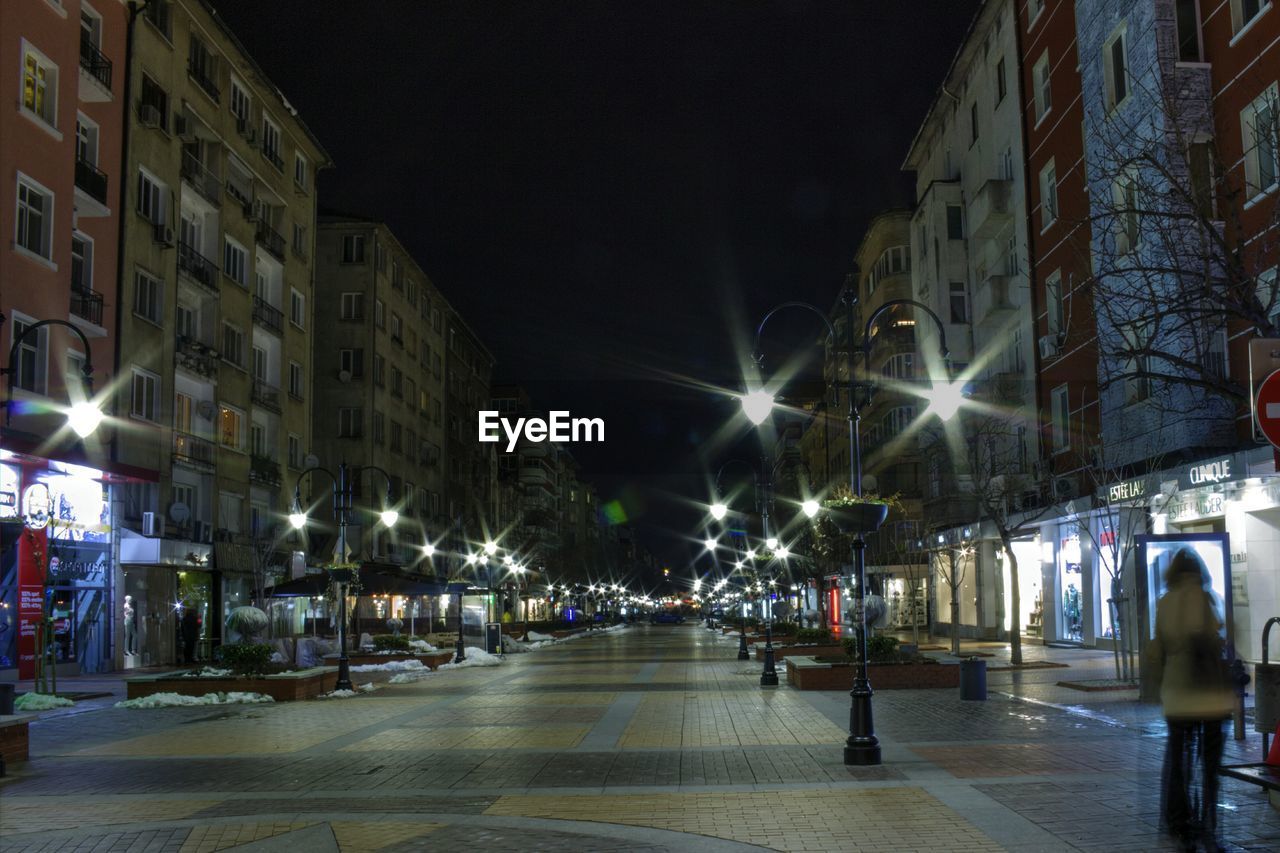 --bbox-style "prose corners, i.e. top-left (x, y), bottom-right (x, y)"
top-left (0, 683), bottom-right (14, 715)
top-left (959, 657), bottom-right (987, 701)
